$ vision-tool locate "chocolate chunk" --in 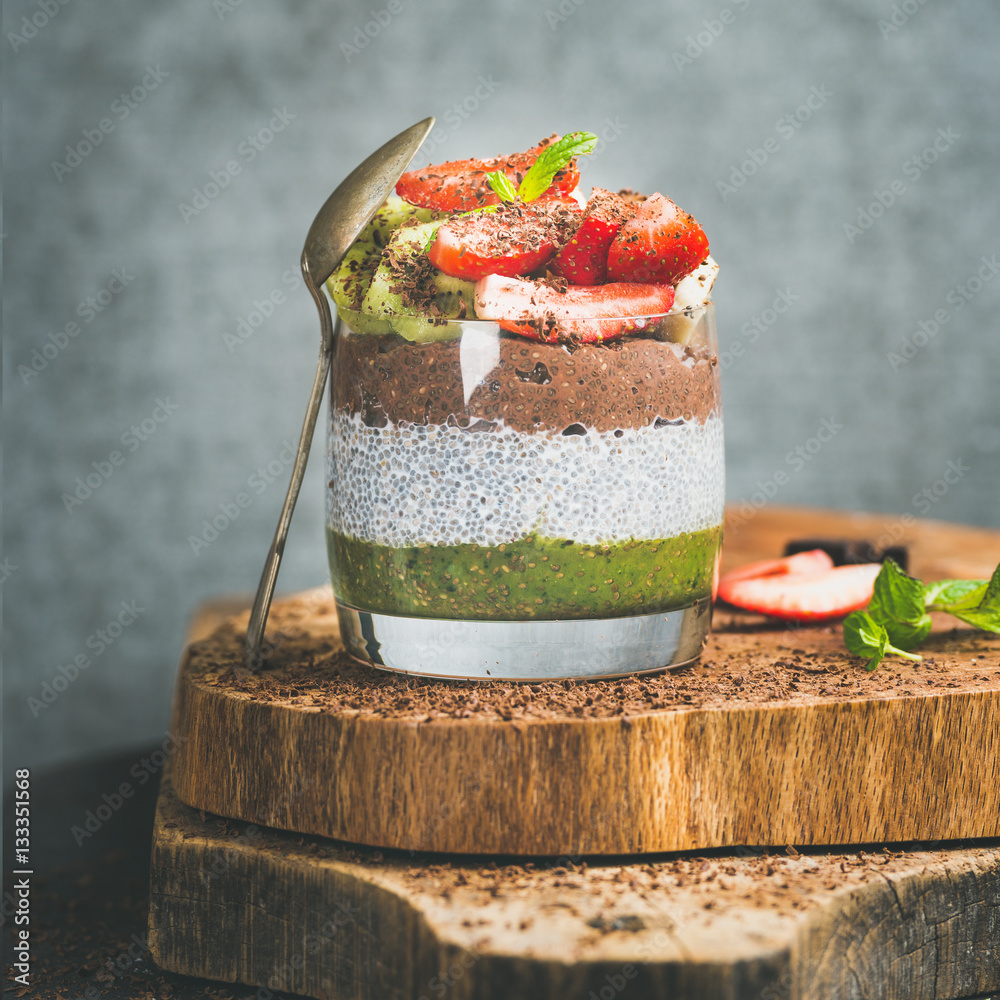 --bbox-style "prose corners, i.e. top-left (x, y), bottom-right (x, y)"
top-left (783, 538), bottom-right (909, 571)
